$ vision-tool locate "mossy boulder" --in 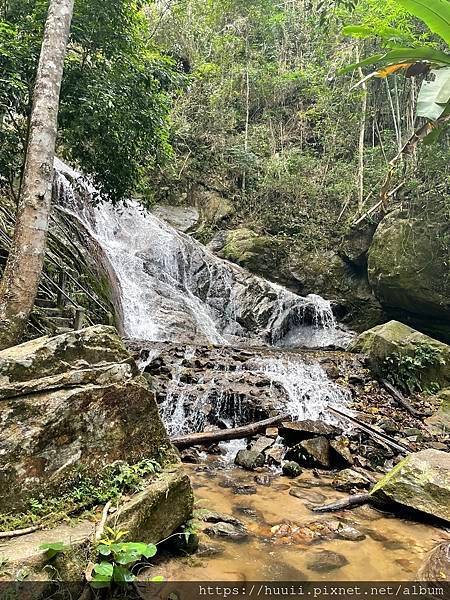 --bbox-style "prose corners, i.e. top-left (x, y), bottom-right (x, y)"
top-left (350, 320), bottom-right (450, 388)
top-left (370, 449), bottom-right (450, 523)
top-left (368, 211), bottom-right (450, 340)
top-left (219, 228), bottom-right (288, 283)
top-left (0, 326), bottom-right (182, 512)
